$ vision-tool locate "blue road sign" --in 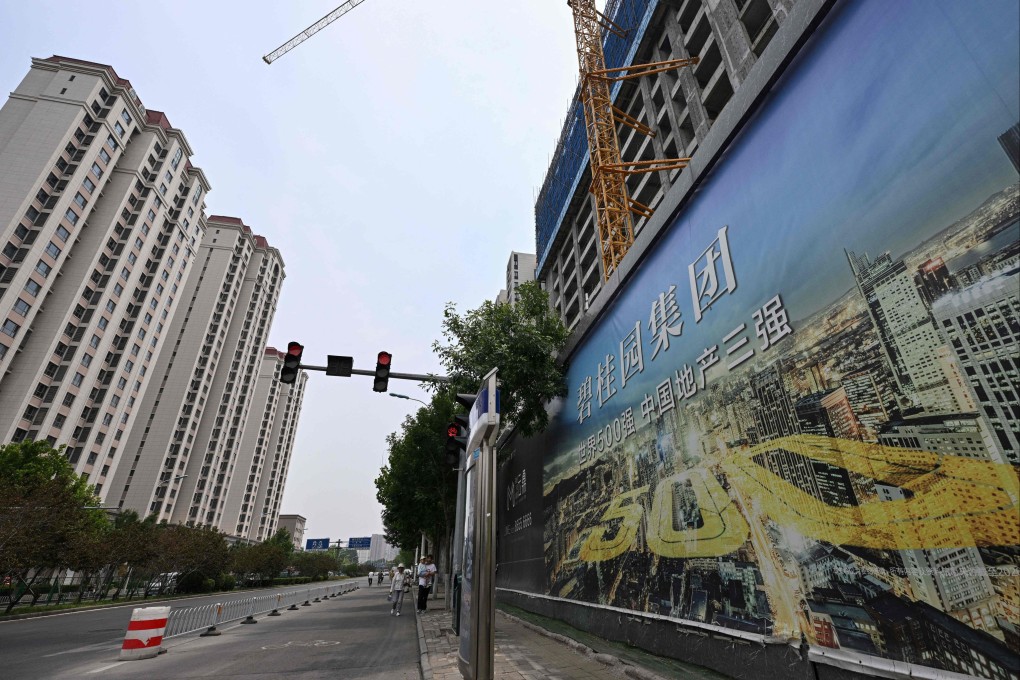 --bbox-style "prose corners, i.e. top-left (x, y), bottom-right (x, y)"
top-left (348, 536), bottom-right (371, 550)
top-left (305, 538), bottom-right (330, 551)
